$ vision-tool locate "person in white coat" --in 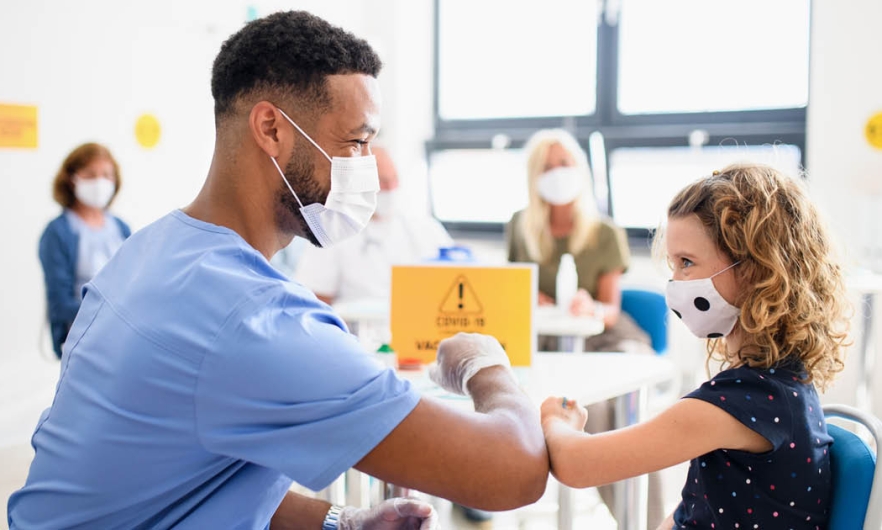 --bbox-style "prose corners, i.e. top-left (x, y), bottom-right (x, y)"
top-left (296, 146), bottom-right (453, 305)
